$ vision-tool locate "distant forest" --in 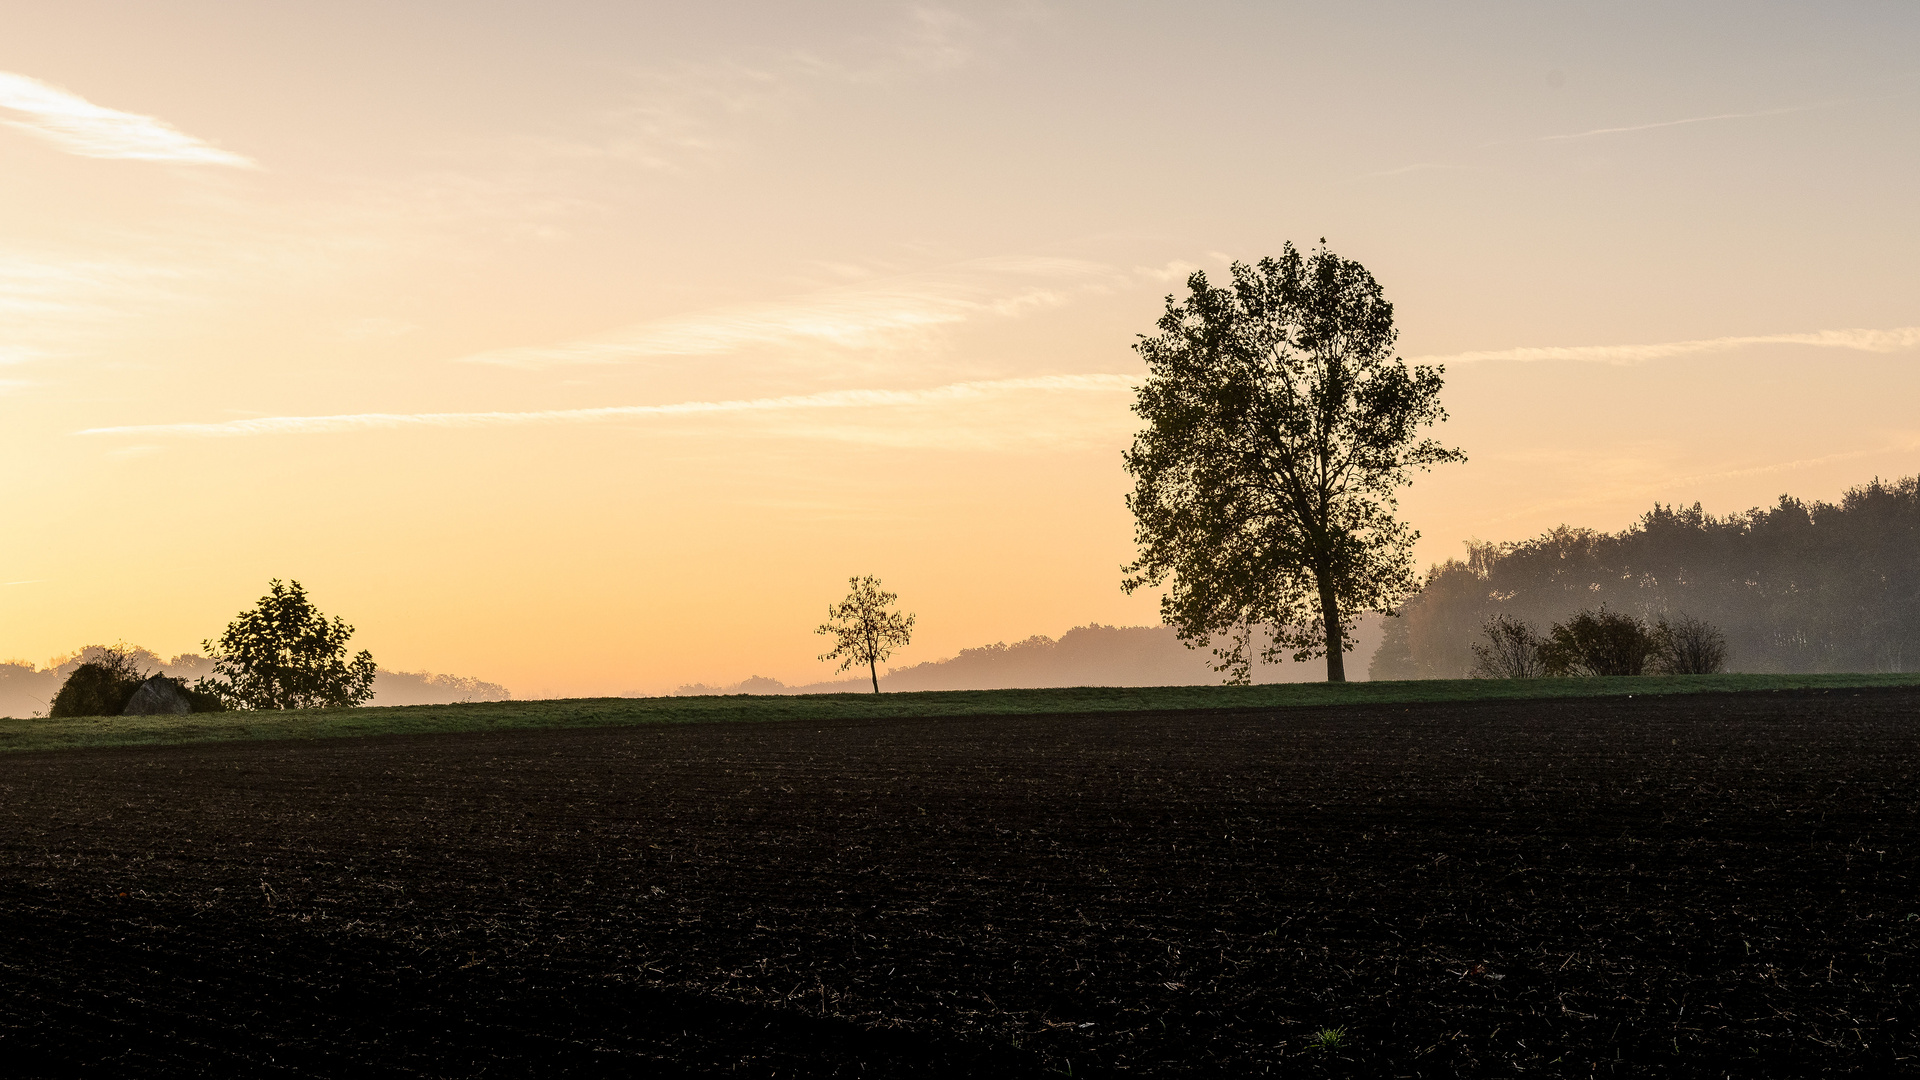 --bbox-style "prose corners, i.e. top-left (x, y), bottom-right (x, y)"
top-left (1371, 475), bottom-right (1920, 679)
